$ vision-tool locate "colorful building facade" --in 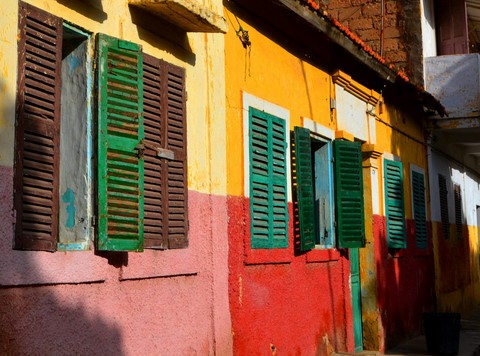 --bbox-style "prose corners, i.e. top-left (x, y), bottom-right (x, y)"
top-left (327, 0), bottom-right (480, 323)
top-left (225, 0), bottom-right (440, 353)
top-left (0, 0), bottom-right (232, 354)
